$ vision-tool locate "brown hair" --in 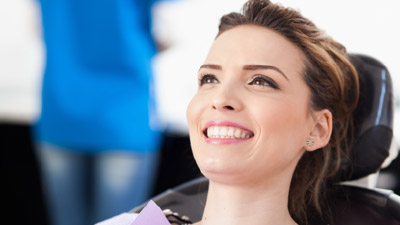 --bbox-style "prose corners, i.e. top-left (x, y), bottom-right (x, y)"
top-left (217, 0), bottom-right (359, 223)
